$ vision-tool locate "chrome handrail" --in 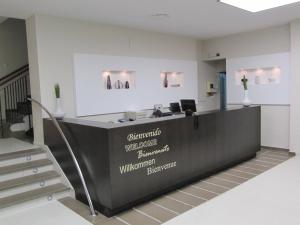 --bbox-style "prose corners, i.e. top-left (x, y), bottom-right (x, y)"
top-left (28, 97), bottom-right (97, 217)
